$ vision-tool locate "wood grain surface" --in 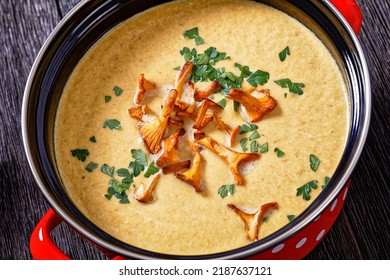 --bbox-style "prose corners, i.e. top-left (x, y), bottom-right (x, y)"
top-left (0, 0), bottom-right (389, 260)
